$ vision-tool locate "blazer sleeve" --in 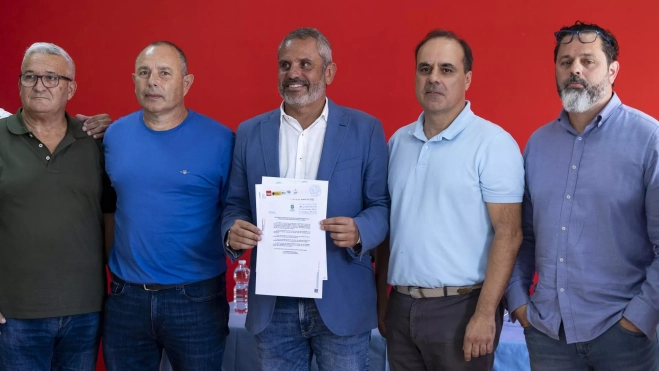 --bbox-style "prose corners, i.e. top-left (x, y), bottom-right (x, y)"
top-left (220, 122), bottom-right (253, 261)
top-left (351, 117), bottom-right (390, 258)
